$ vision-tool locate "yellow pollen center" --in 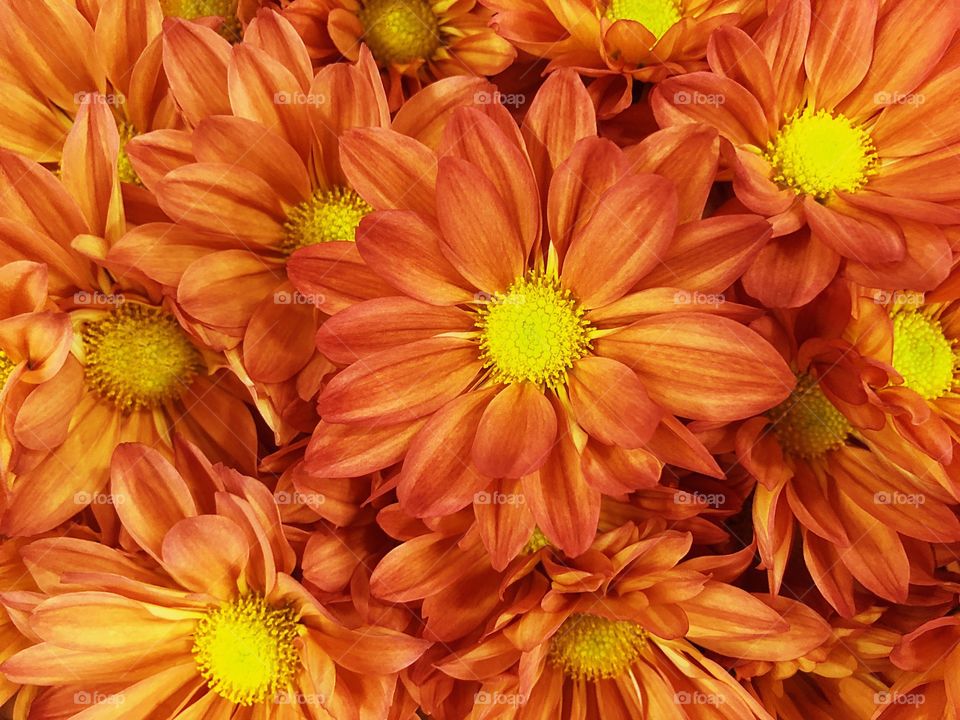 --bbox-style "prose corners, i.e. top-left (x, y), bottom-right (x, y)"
top-left (523, 527), bottom-right (551, 554)
top-left (549, 614), bottom-right (648, 681)
top-left (81, 302), bottom-right (203, 412)
top-left (476, 272), bottom-right (592, 388)
top-left (766, 108), bottom-right (878, 199)
top-left (117, 121), bottom-right (140, 186)
top-left (283, 186), bottom-right (373, 253)
top-left (891, 310), bottom-right (956, 400)
top-left (604, 0), bottom-right (682, 39)
top-left (192, 595), bottom-right (302, 707)
top-left (770, 374), bottom-right (851, 459)
top-left (0, 350), bottom-right (15, 387)
top-left (160, 0), bottom-right (241, 41)
top-left (358, 0), bottom-right (441, 65)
